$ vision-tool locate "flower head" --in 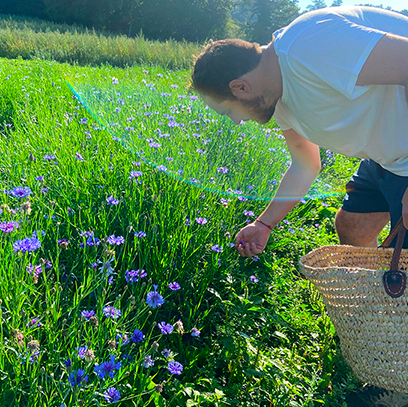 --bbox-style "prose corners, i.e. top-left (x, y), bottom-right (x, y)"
top-left (81, 310), bottom-right (95, 321)
top-left (10, 186), bottom-right (31, 198)
top-left (131, 329), bottom-right (144, 343)
top-left (106, 196), bottom-right (119, 206)
top-left (13, 237), bottom-right (41, 253)
top-left (168, 281), bottom-right (181, 291)
top-left (104, 387), bottom-right (121, 403)
top-left (103, 305), bottom-right (121, 319)
top-left (142, 355), bottom-right (155, 368)
top-left (0, 221), bottom-right (19, 233)
top-left (146, 289), bottom-right (165, 309)
top-left (107, 235), bottom-right (125, 245)
top-left (158, 322), bottom-right (173, 335)
top-left (167, 361), bottom-right (183, 375)
top-left (94, 355), bottom-right (121, 379)
top-left (191, 327), bottom-right (201, 337)
top-left (68, 369), bottom-right (88, 386)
